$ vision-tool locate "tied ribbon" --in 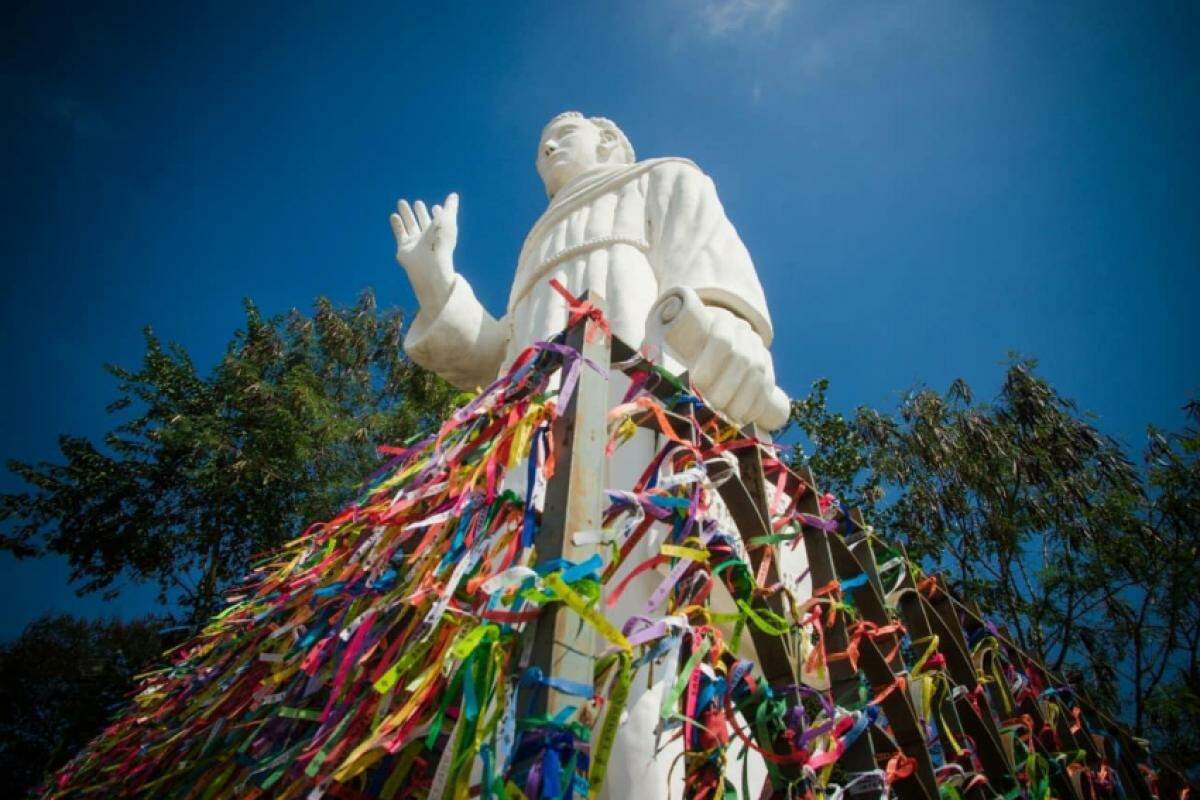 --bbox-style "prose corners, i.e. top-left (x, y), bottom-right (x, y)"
top-left (885, 752), bottom-right (918, 784)
top-left (826, 620), bottom-right (905, 674)
top-left (588, 652), bottom-right (632, 799)
top-left (549, 278), bottom-right (611, 342)
top-left (544, 572), bottom-right (632, 653)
